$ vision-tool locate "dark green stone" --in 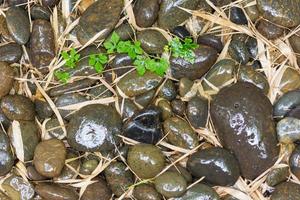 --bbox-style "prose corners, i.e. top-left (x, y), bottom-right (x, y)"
top-left (104, 162), bottom-right (134, 197)
top-left (137, 30), bottom-right (168, 54)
